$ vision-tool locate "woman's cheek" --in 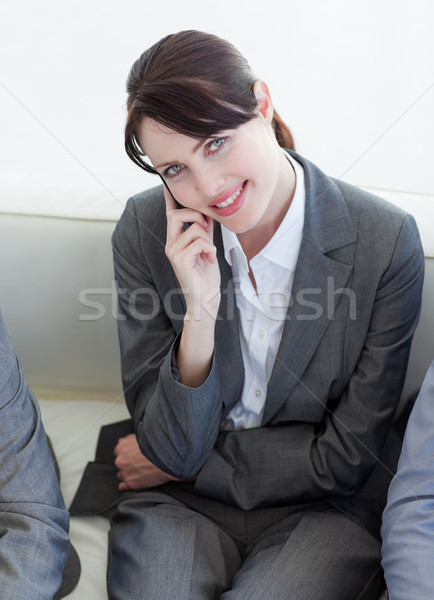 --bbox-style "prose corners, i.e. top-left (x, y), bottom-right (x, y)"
top-left (172, 183), bottom-right (199, 211)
